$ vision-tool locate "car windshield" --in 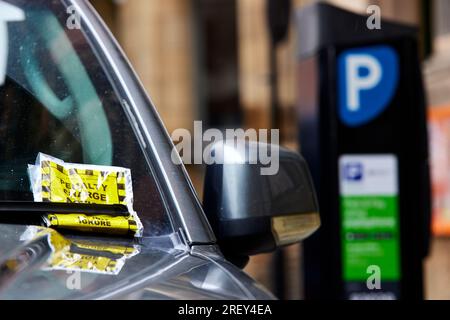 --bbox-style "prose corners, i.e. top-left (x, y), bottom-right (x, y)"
top-left (0, 0), bottom-right (172, 236)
